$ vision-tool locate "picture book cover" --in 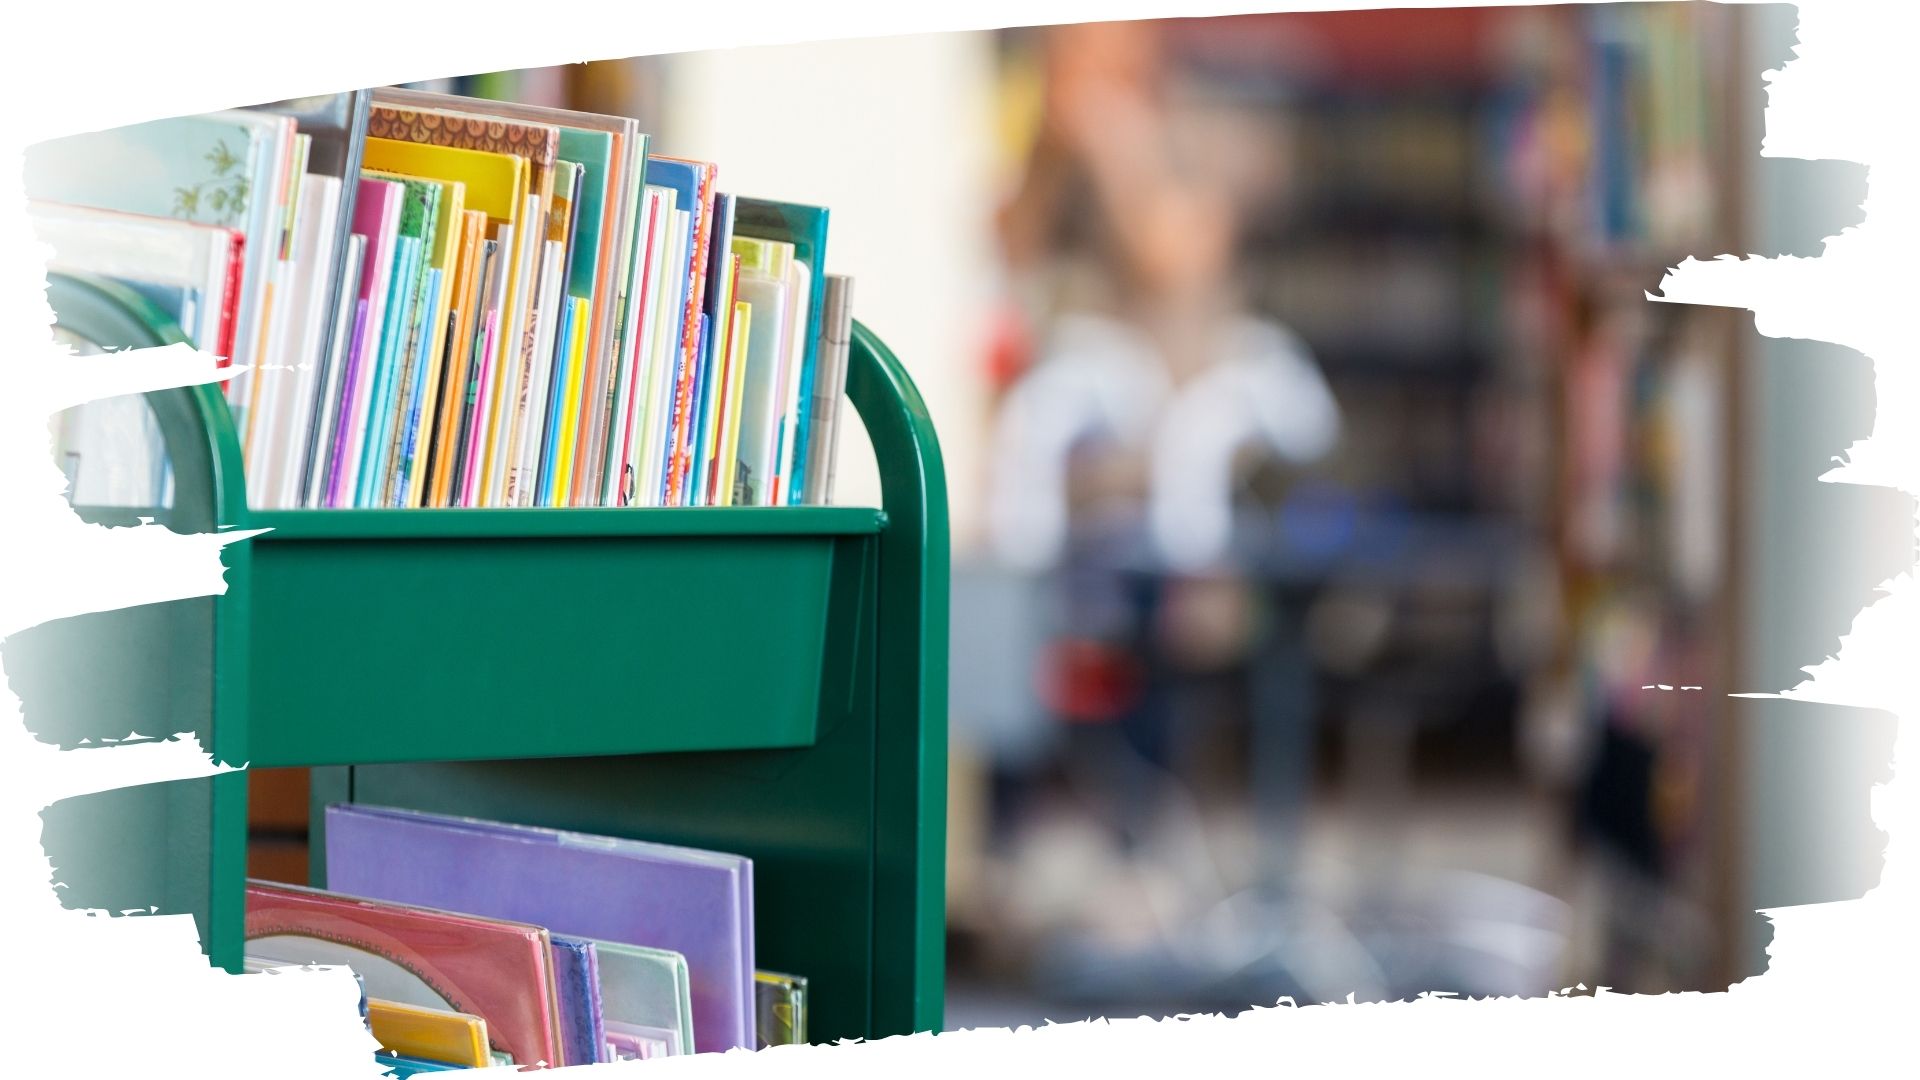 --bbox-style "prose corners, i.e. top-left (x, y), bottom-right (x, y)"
top-left (729, 236), bottom-right (795, 506)
top-left (733, 198), bottom-right (829, 505)
top-left (592, 938), bottom-right (696, 1057)
top-left (24, 110), bottom-right (287, 382)
top-left (244, 880), bottom-right (565, 1068)
top-left (754, 970), bottom-right (808, 1048)
top-left (367, 102), bottom-right (557, 228)
top-left (323, 803), bottom-right (756, 1055)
